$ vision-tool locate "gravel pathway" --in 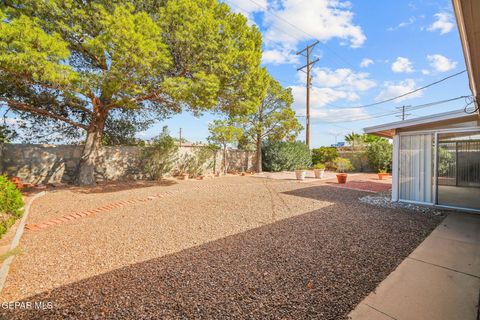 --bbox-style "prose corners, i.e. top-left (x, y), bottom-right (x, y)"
top-left (0, 177), bottom-right (444, 319)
